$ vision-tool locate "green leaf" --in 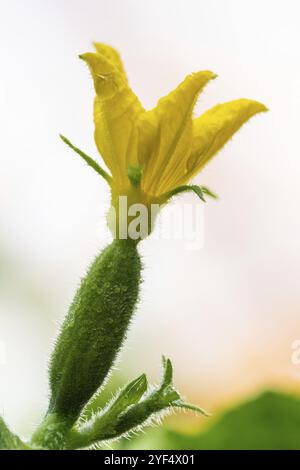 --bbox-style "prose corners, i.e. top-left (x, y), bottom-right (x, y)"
top-left (60, 134), bottom-right (112, 185)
